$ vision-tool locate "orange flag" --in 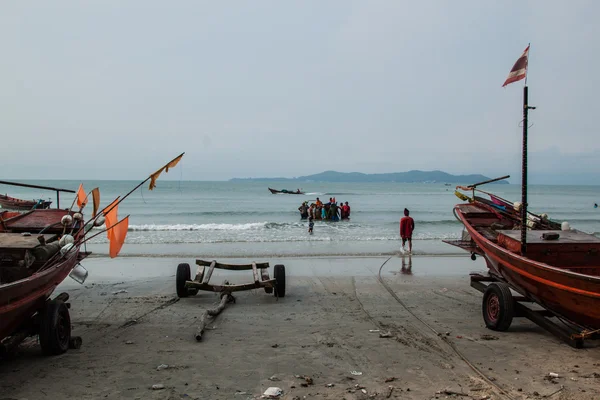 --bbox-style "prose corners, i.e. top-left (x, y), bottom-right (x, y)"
top-left (109, 216), bottom-right (129, 258)
top-left (76, 184), bottom-right (88, 208)
top-left (103, 198), bottom-right (120, 241)
top-left (91, 188), bottom-right (100, 218)
top-left (149, 152), bottom-right (184, 190)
